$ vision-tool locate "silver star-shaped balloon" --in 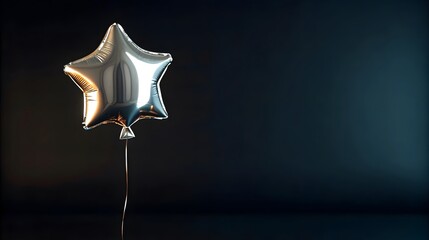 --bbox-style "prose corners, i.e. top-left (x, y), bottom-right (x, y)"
top-left (64, 23), bottom-right (172, 139)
